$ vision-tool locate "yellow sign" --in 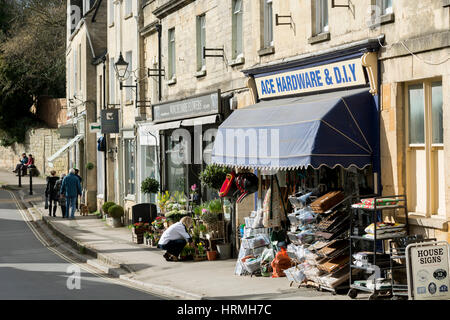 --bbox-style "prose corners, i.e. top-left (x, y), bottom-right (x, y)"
top-left (255, 58), bottom-right (367, 99)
